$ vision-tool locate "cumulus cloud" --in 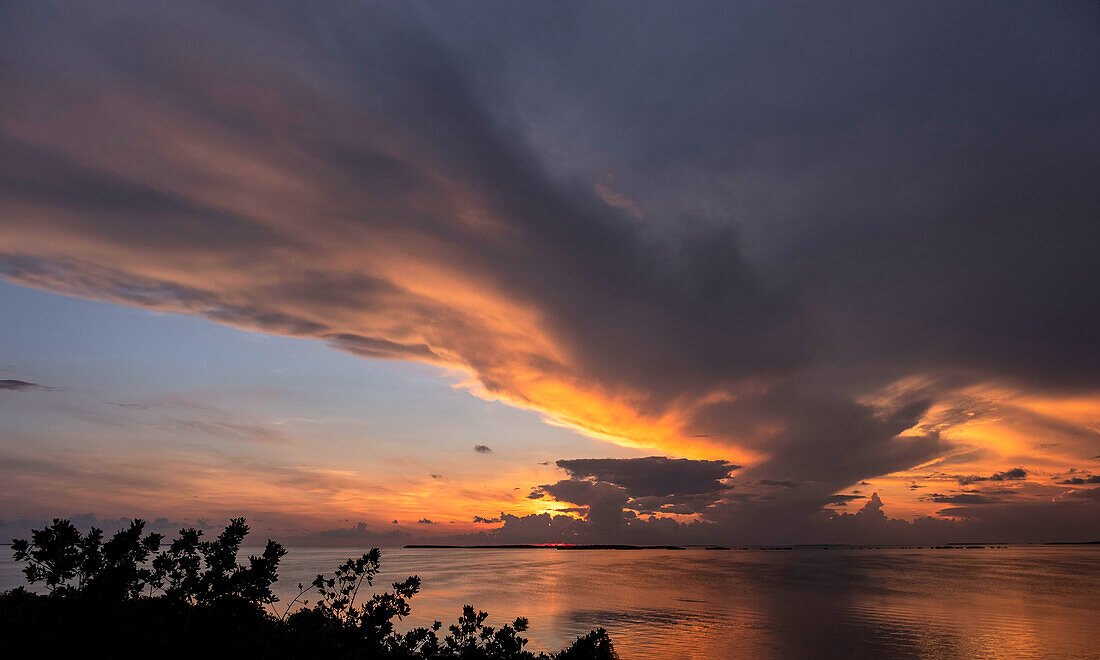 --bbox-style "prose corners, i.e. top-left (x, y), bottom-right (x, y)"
top-left (527, 456), bottom-right (740, 535)
top-left (463, 488), bottom-right (1100, 545)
